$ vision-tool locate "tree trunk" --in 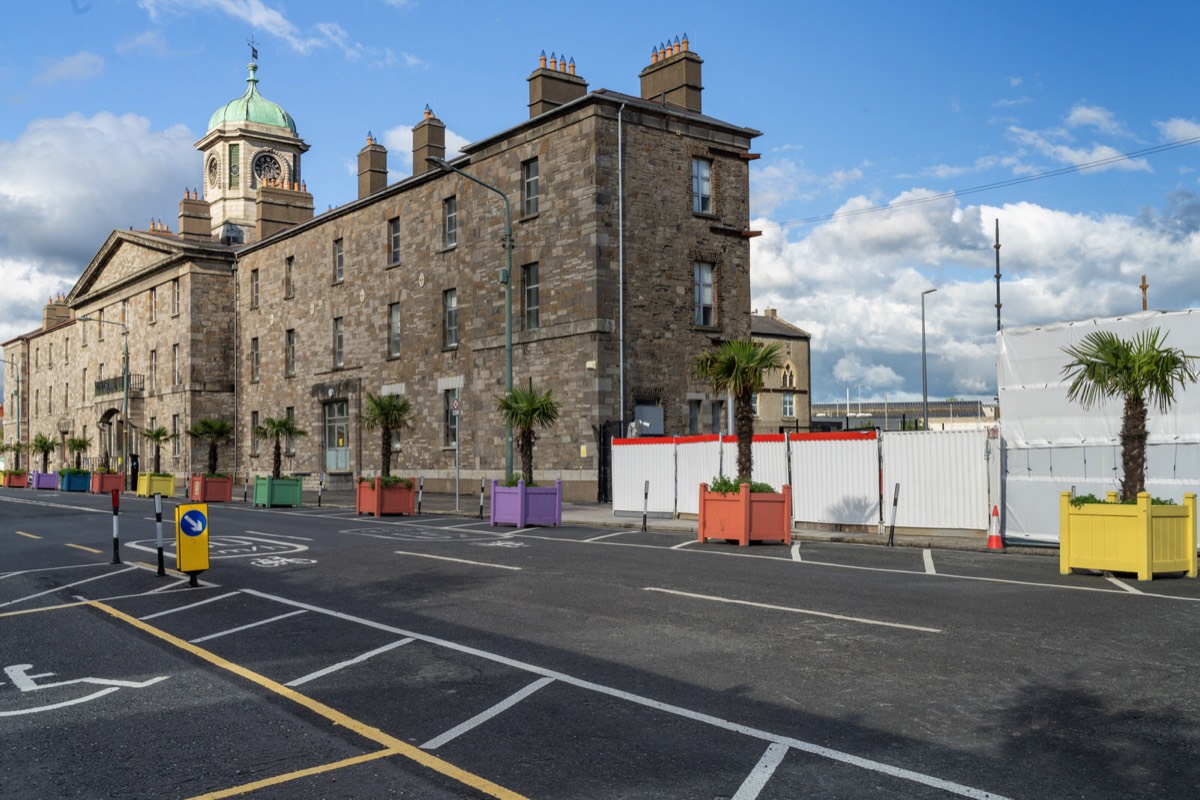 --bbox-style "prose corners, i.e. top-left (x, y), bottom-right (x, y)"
top-left (519, 428), bottom-right (535, 484)
top-left (381, 426), bottom-right (391, 477)
top-left (735, 389), bottom-right (755, 483)
top-left (208, 441), bottom-right (219, 474)
top-left (273, 437), bottom-right (283, 479)
top-left (41, 452), bottom-right (49, 473)
top-left (154, 445), bottom-right (161, 474)
top-left (1120, 394), bottom-right (1148, 501)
